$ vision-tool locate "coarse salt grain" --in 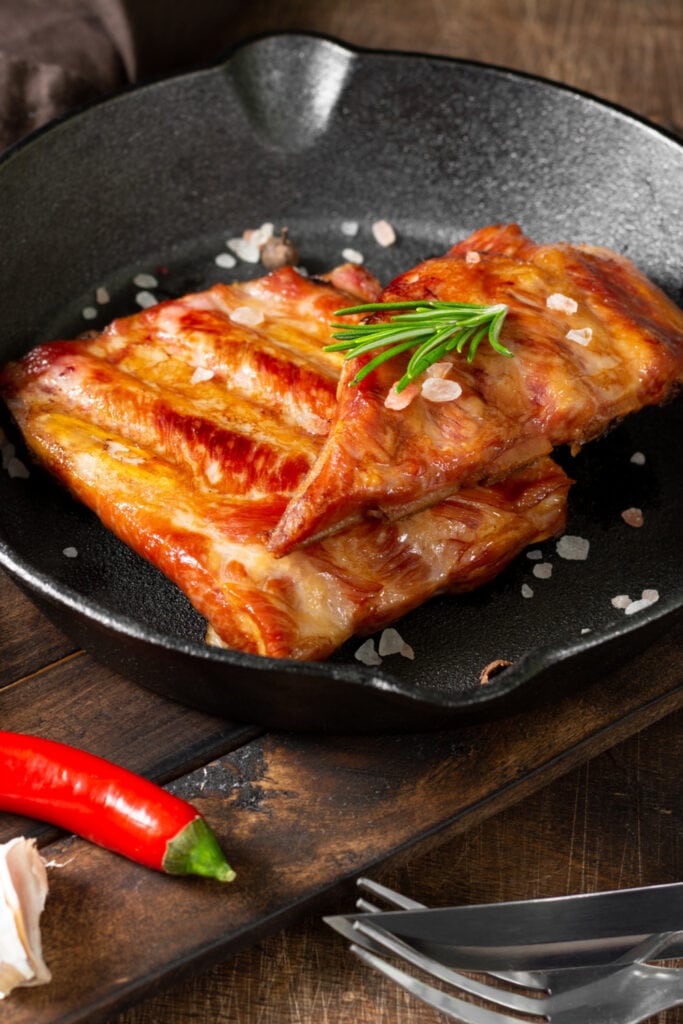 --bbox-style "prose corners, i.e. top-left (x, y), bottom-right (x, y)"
top-left (244, 223), bottom-right (274, 248)
top-left (190, 366), bottom-right (215, 385)
top-left (227, 237), bottom-right (261, 263)
top-left (425, 361), bottom-right (451, 378)
top-left (384, 383), bottom-right (419, 410)
top-left (229, 306), bottom-right (265, 327)
top-left (63, 547), bottom-right (78, 558)
top-left (521, 583), bottom-right (534, 598)
top-left (465, 251), bottom-right (481, 265)
top-left (341, 220), bottom-right (359, 237)
top-left (371, 220), bottom-right (396, 247)
top-left (526, 549), bottom-right (543, 560)
top-left (630, 451), bottom-right (646, 465)
top-left (354, 638), bottom-right (382, 666)
top-left (532, 562), bottom-right (552, 579)
top-left (341, 247), bottom-right (364, 265)
top-left (96, 286), bottom-right (110, 304)
top-left (135, 290), bottom-right (158, 309)
top-left (613, 589), bottom-right (659, 616)
top-left (421, 377), bottom-right (462, 403)
top-left (82, 306), bottom-right (98, 320)
top-left (7, 456), bottom-right (29, 479)
top-left (625, 590), bottom-right (659, 616)
top-left (215, 252), bottom-right (237, 269)
top-left (1, 440), bottom-right (28, 478)
top-left (378, 628), bottom-right (403, 656)
top-left (580, 627), bottom-right (592, 634)
top-left (378, 628), bottom-right (414, 660)
top-left (133, 273), bottom-right (158, 289)
top-left (556, 535), bottom-right (590, 560)
top-left (621, 507), bottom-right (643, 527)
top-left (566, 327), bottom-right (592, 346)
top-left (546, 293), bottom-right (578, 314)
